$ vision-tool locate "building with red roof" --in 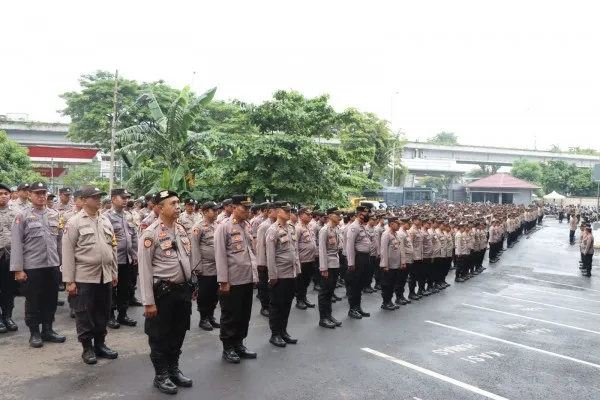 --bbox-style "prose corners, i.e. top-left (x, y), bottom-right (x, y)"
top-left (465, 173), bottom-right (541, 204)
